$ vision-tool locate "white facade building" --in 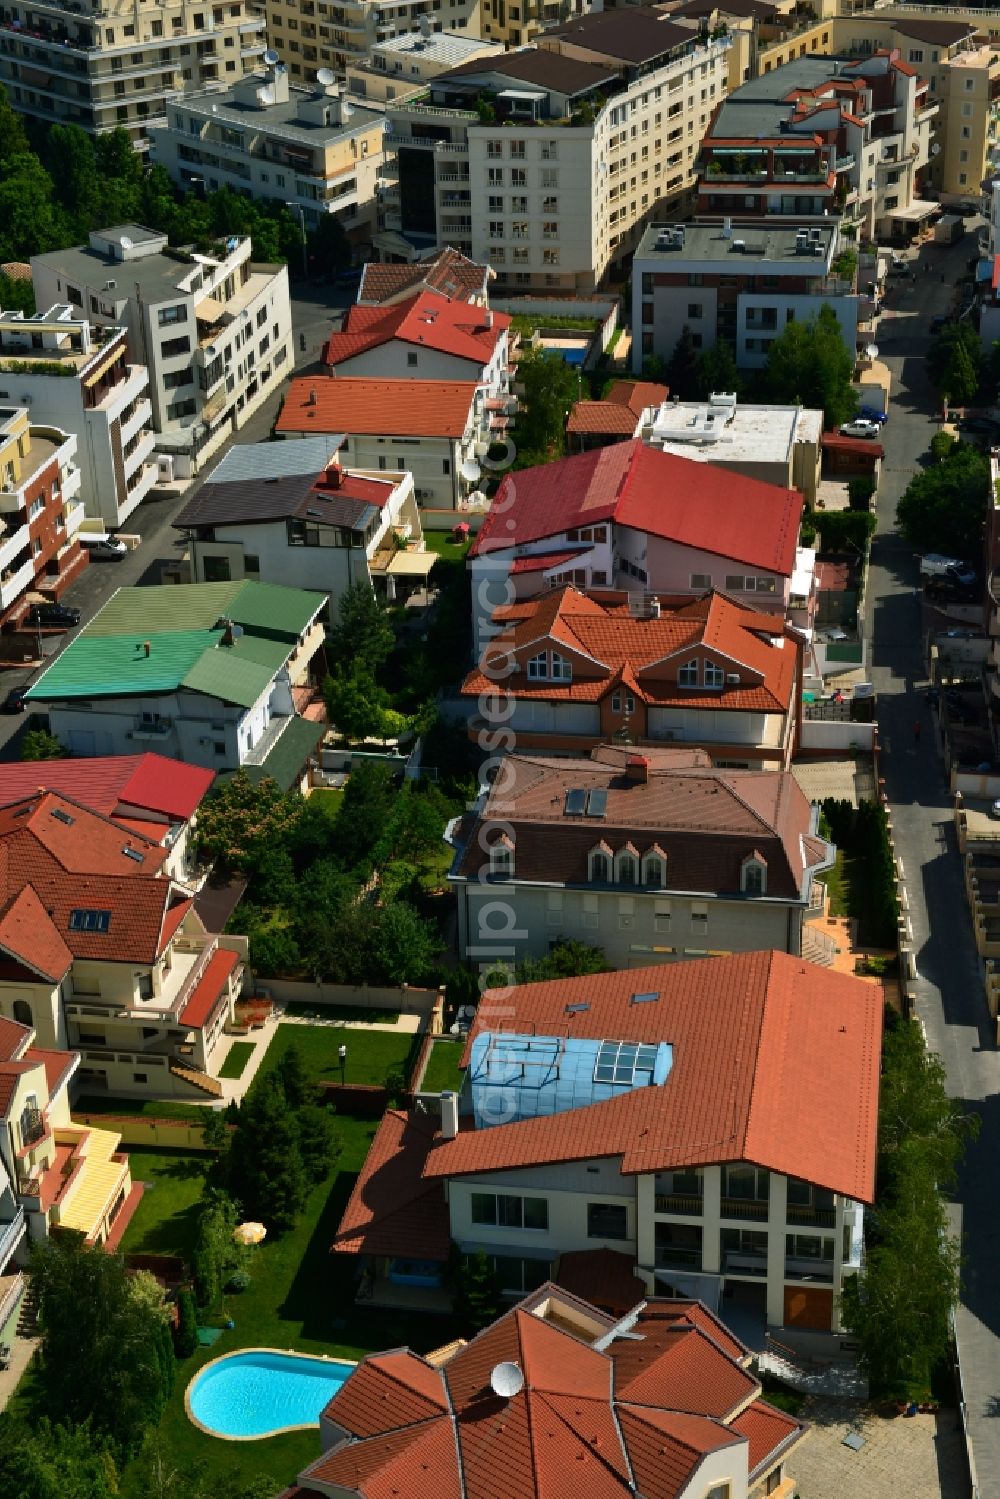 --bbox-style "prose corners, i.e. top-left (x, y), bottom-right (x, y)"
top-left (31, 225), bottom-right (292, 477)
